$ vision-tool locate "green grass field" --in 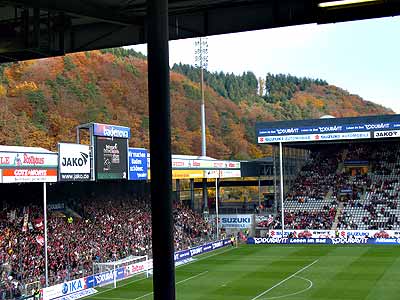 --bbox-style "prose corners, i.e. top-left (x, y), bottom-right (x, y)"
top-left (84, 244), bottom-right (400, 300)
